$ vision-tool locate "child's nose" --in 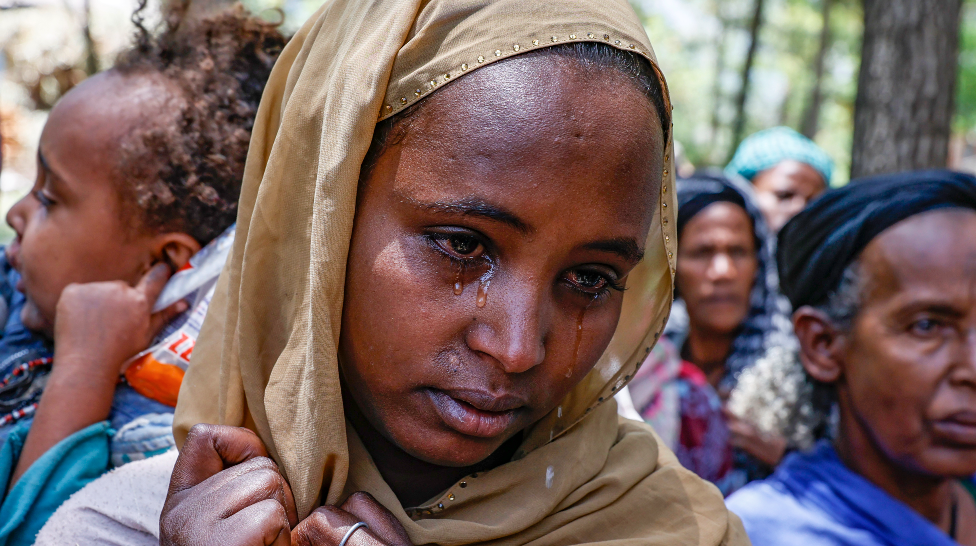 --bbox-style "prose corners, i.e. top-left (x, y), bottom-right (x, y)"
top-left (6, 194), bottom-right (33, 238)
